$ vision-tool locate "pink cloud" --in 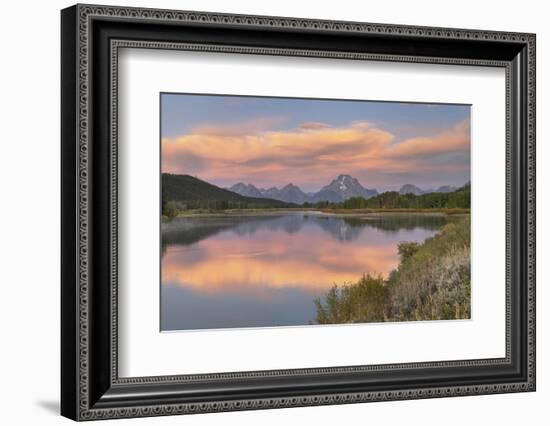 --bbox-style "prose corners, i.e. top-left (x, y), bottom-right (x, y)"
top-left (389, 120), bottom-right (470, 158)
top-left (298, 121), bottom-right (331, 131)
top-left (162, 119), bottom-right (470, 190)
